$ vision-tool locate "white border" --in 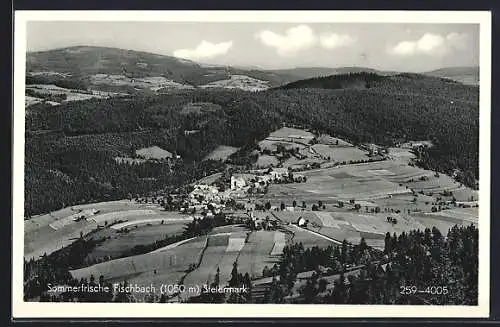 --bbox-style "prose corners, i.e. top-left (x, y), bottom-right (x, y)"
top-left (12, 10), bottom-right (491, 318)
